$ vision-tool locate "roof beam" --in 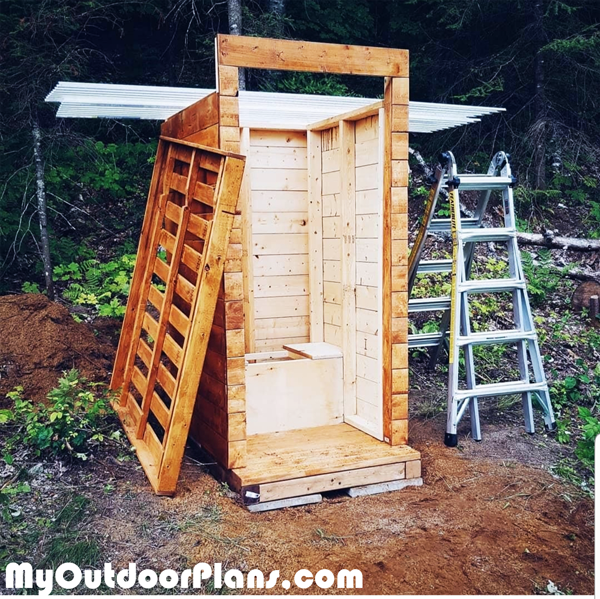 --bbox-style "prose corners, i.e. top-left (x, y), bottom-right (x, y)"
top-left (217, 34), bottom-right (408, 77)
